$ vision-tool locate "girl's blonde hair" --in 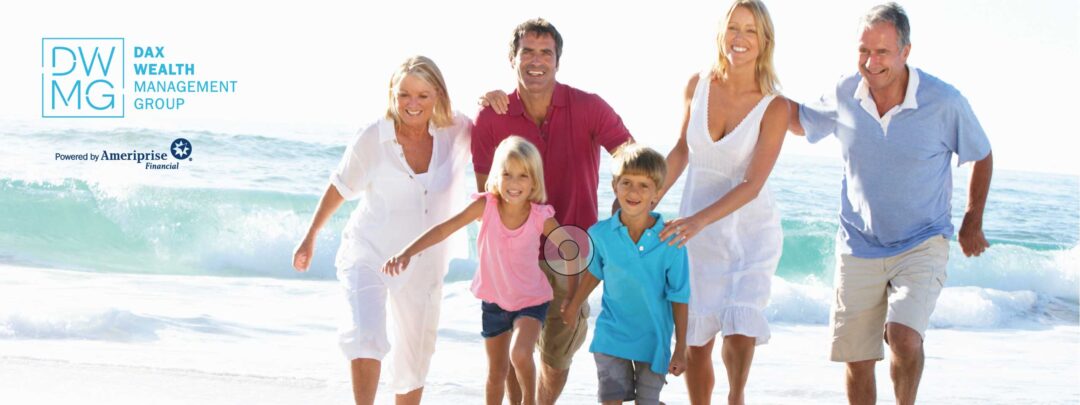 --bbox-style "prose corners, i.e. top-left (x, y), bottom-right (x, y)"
top-left (713, 0), bottom-right (780, 95)
top-left (386, 55), bottom-right (454, 128)
top-left (485, 136), bottom-right (547, 203)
